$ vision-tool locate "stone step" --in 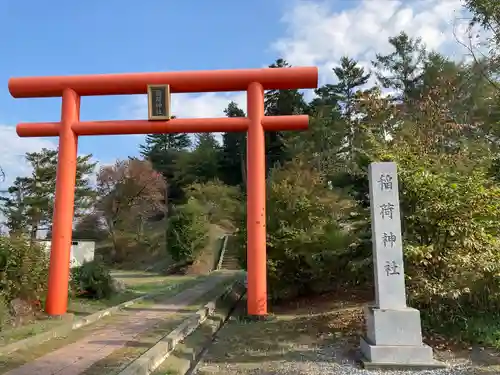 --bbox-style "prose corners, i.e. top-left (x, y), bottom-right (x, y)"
top-left (221, 258), bottom-right (238, 263)
top-left (221, 264), bottom-right (239, 268)
top-left (218, 250), bottom-right (241, 270)
top-left (220, 260), bottom-right (240, 270)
